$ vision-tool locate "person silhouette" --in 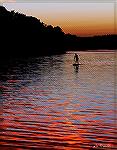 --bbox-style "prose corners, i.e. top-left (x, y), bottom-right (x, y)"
top-left (74, 53), bottom-right (79, 64)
